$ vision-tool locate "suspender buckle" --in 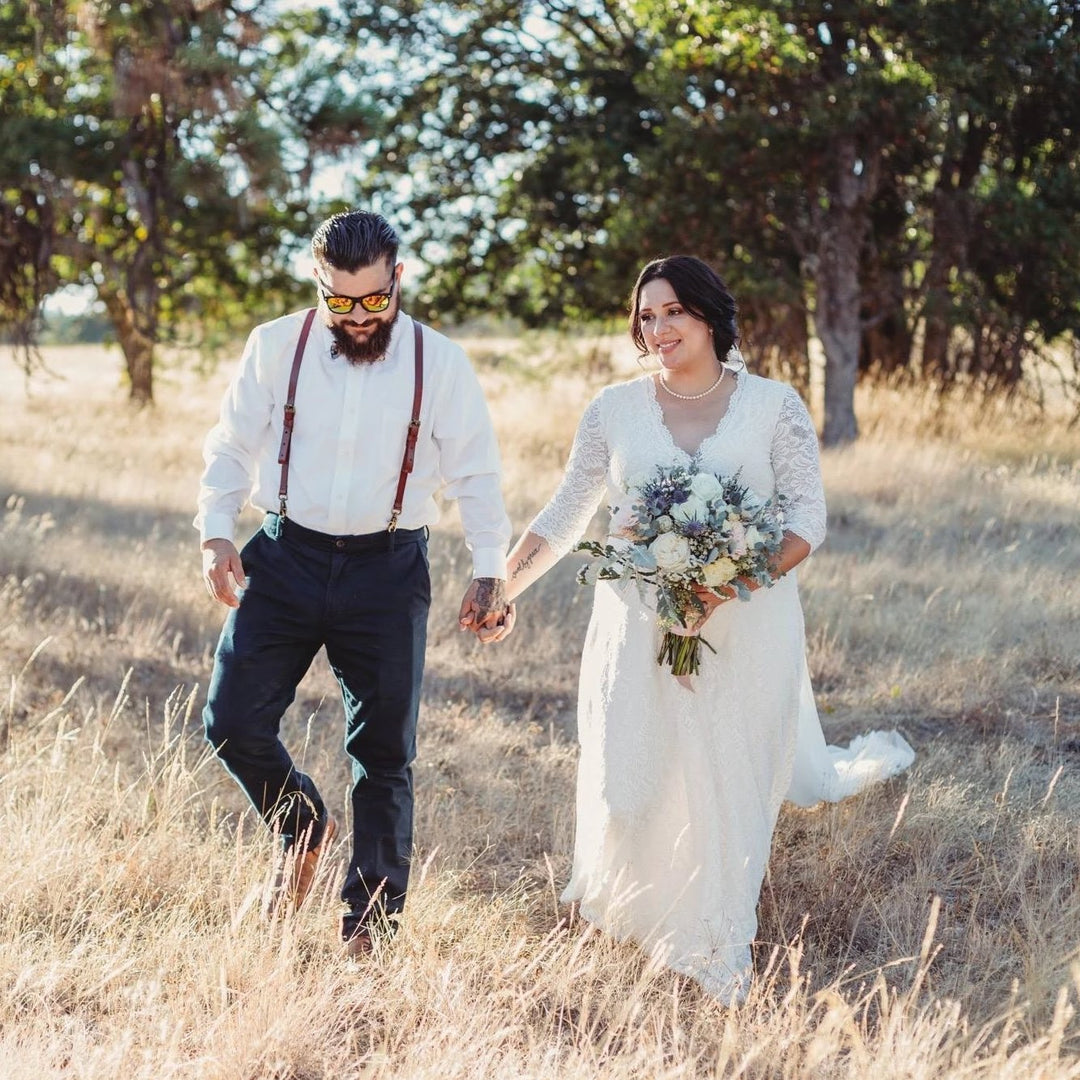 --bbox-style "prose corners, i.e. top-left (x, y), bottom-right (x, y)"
top-left (403, 419), bottom-right (421, 473)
